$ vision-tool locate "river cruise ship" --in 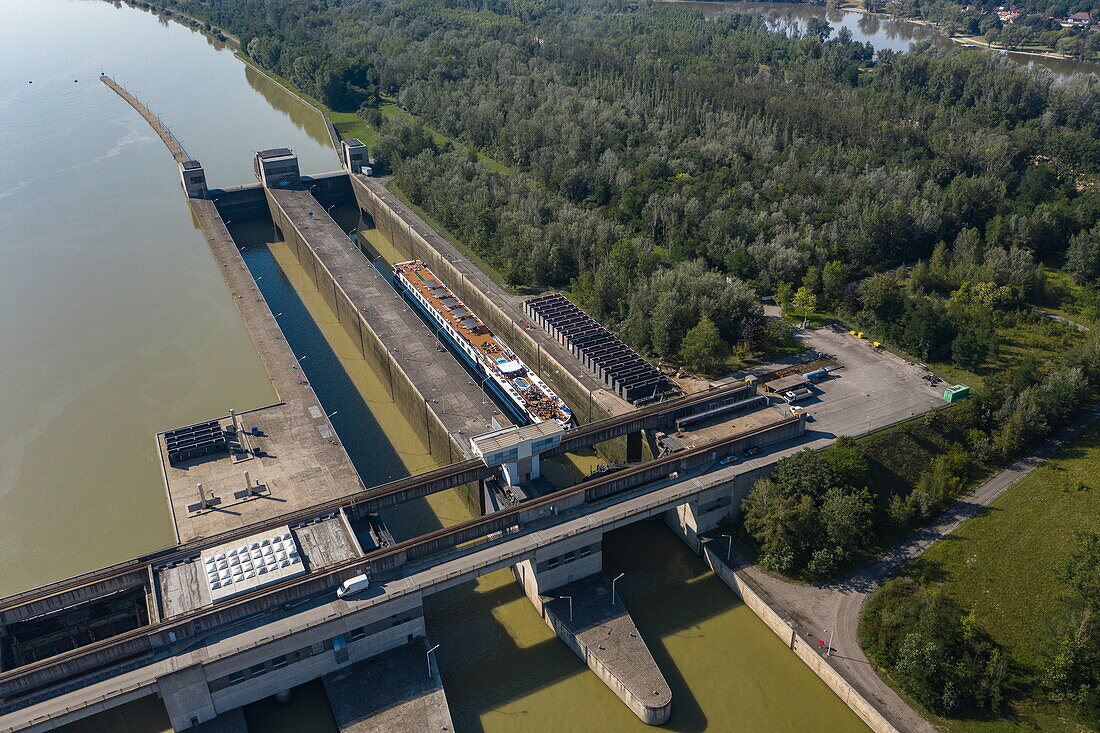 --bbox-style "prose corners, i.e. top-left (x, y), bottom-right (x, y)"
top-left (393, 260), bottom-right (574, 429)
